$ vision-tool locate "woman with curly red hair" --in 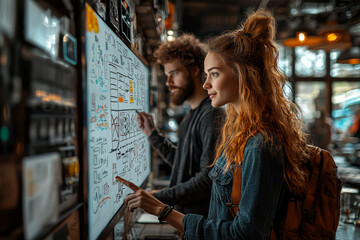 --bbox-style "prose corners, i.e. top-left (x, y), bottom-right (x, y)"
top-left (124, 10), bottom-right (311, 239)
